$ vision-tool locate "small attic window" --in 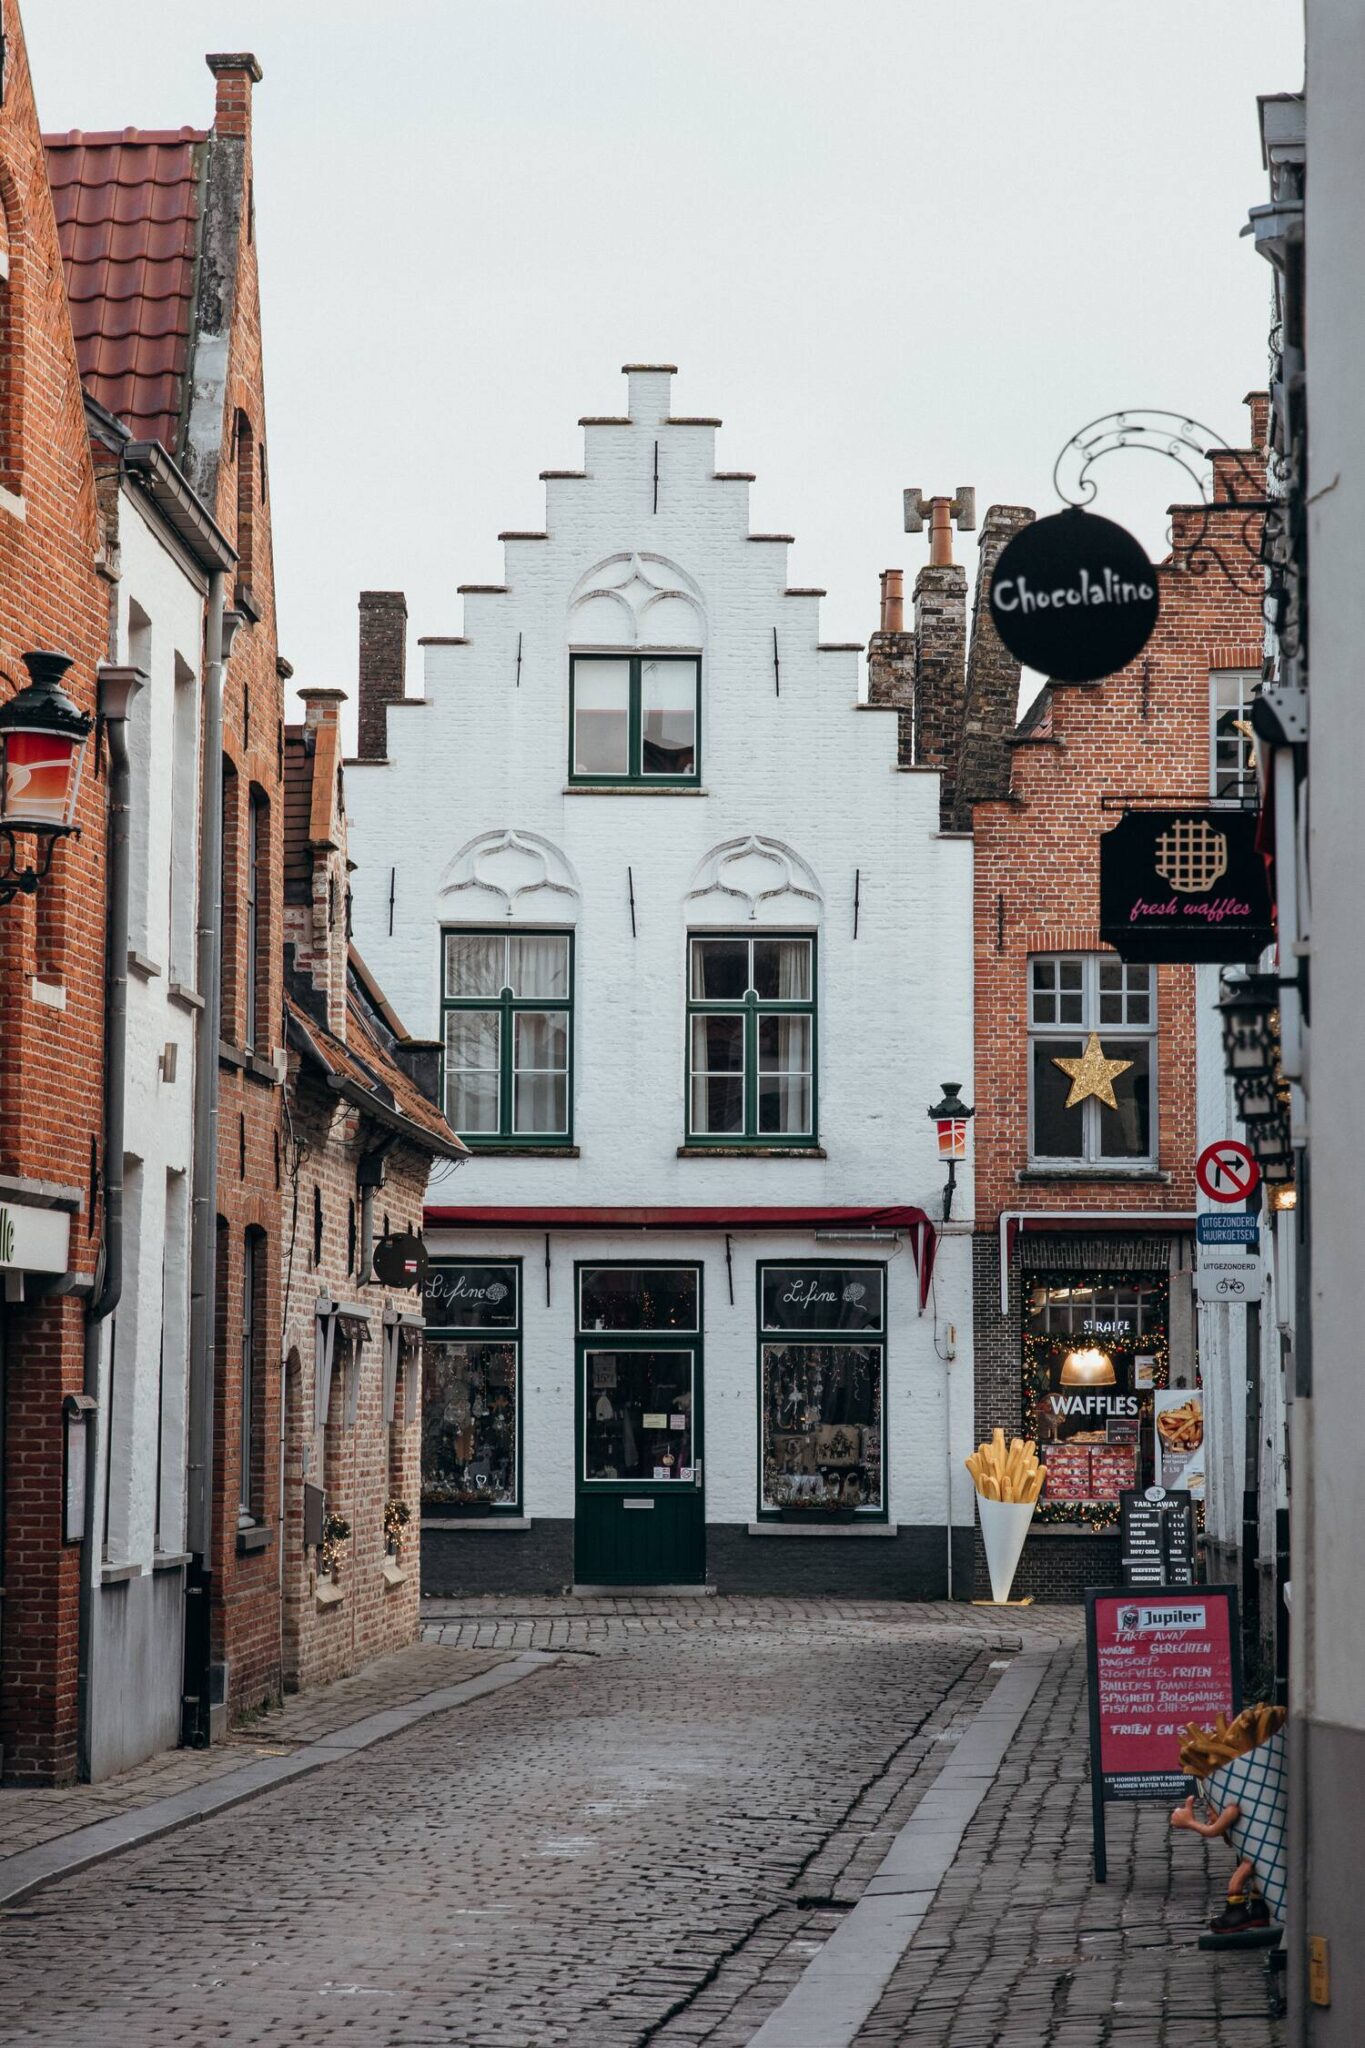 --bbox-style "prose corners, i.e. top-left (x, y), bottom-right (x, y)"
top-left (234, 409), bottom-right (255, 600)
